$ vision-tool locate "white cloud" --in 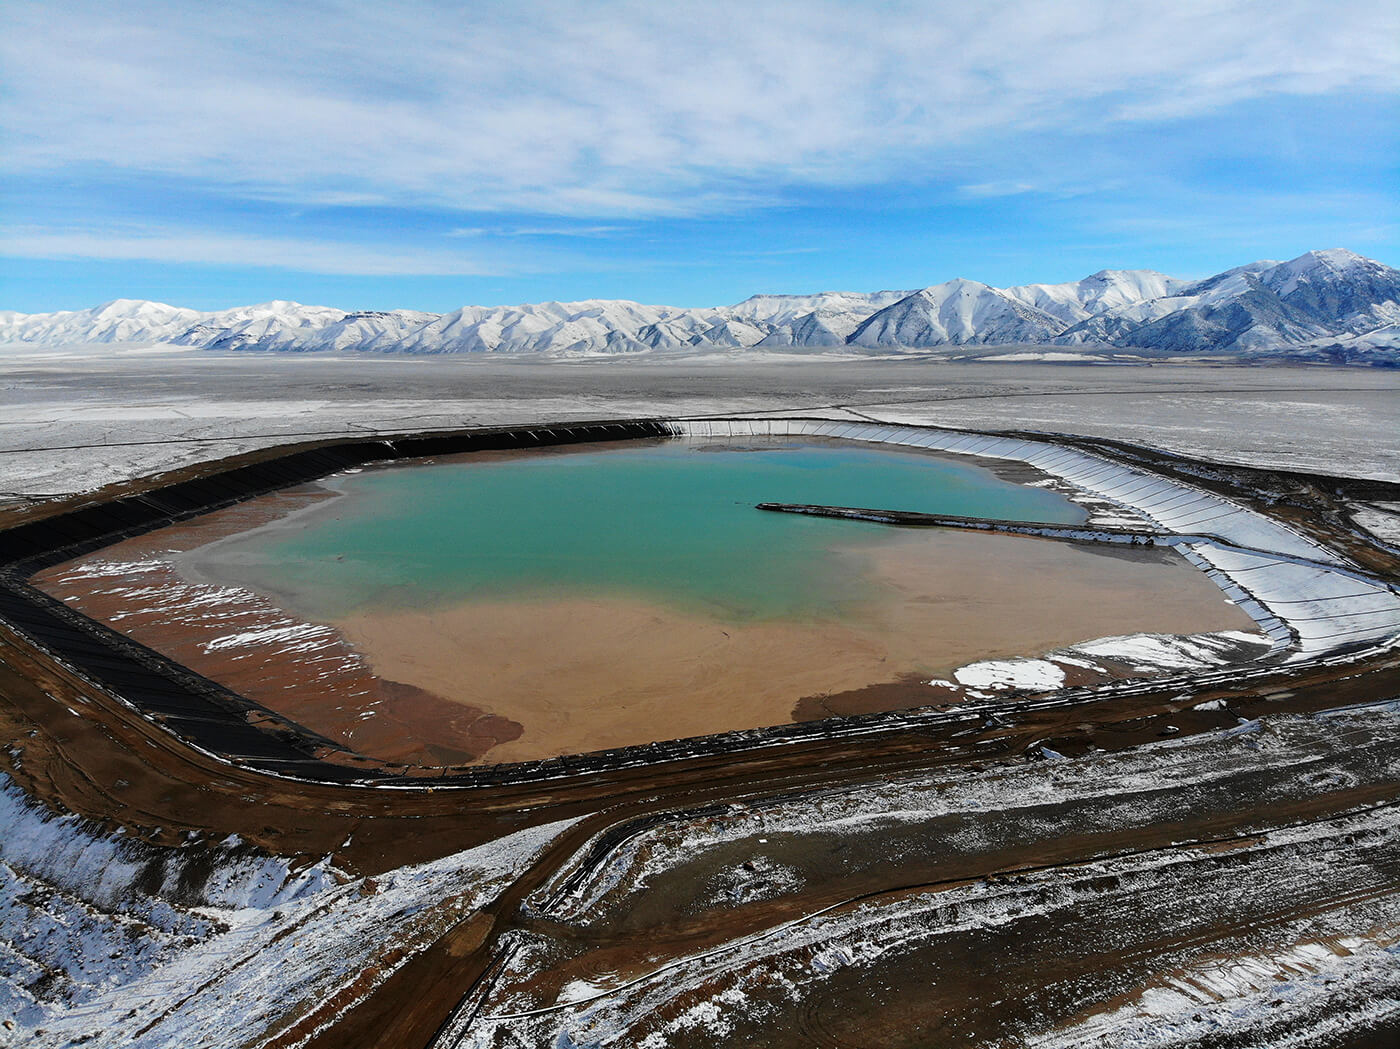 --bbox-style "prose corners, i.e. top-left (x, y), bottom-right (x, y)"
top-left (446, 225), bottom-right (626, 238)
top-left (958, 181), bottom-right (1040, 199)
top-left (0, 226), bottom-right (505, 276)
top-left (1, 0), bottom-right (1396, 217)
